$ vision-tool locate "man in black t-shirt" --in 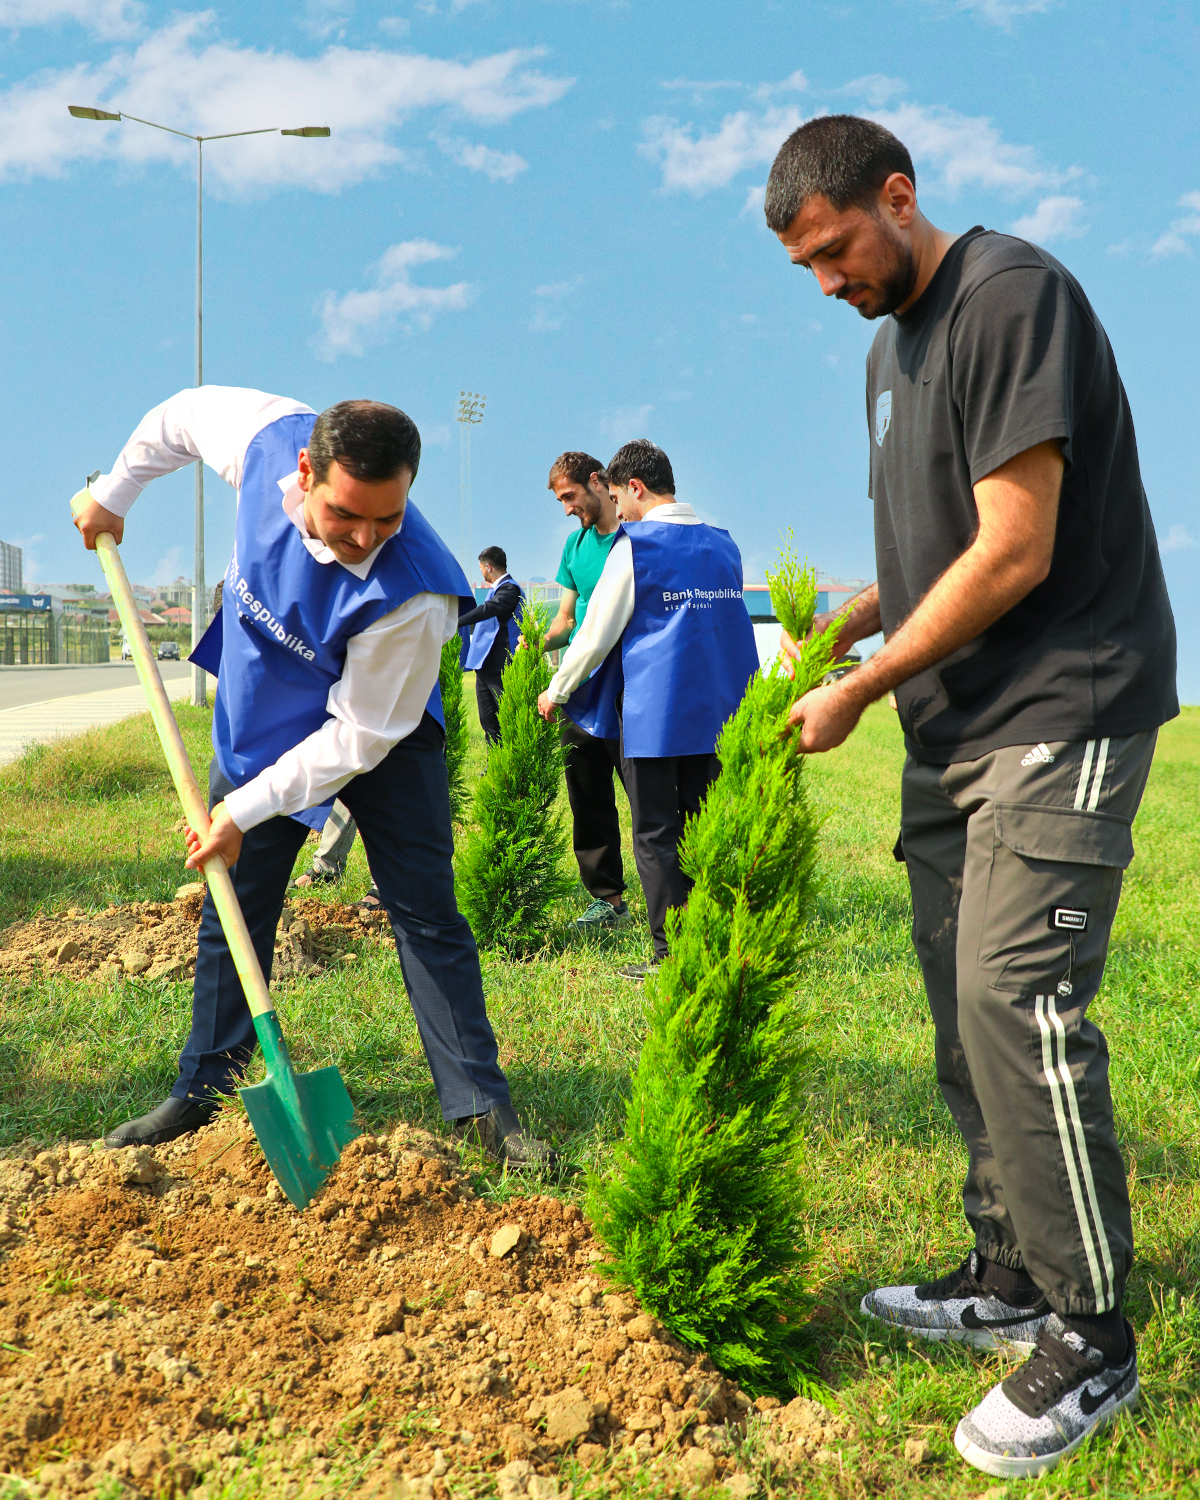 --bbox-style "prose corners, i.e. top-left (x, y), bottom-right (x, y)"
top-left (765, 115), bottom-right (1177, 1482)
